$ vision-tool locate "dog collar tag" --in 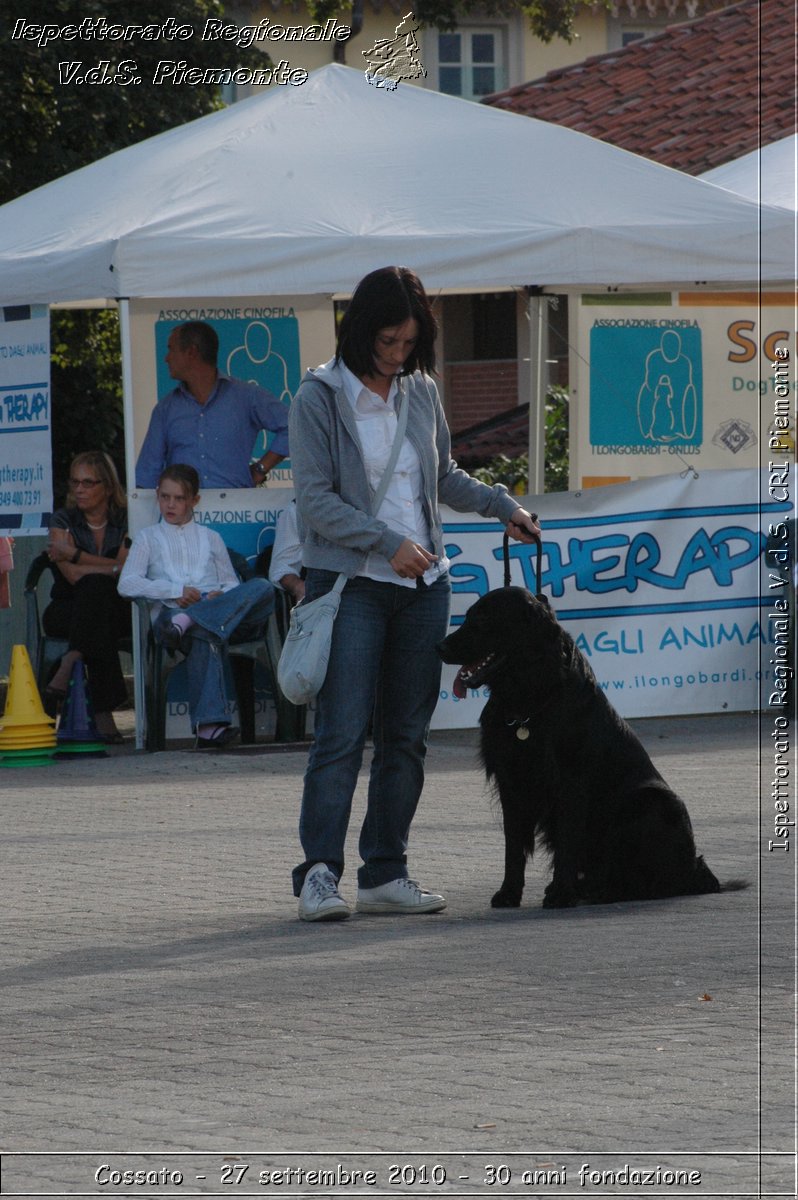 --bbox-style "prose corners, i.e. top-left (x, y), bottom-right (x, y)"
top-left (516, 726), bottom-right (530, 741)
